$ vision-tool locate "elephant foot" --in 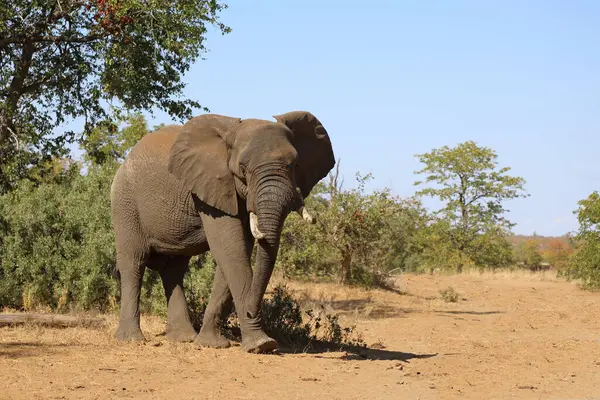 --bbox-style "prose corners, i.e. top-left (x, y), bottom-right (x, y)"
top-left (242, 332), bottom-right (278, 354)
top-left (195, 328), bottom-right (231, 349)
top-left (165, 325), bottom-right (197, 343)
top-left (115, 324), bottom-right (145, 342)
